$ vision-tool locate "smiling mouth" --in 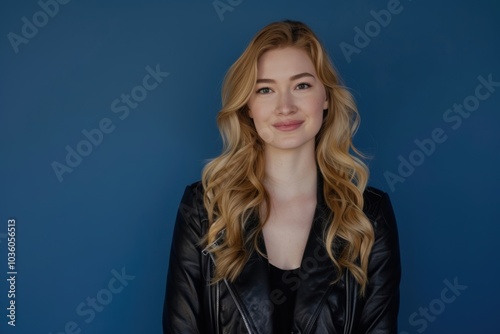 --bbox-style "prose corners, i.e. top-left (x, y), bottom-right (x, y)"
top-left (273, 120), bottom-right (304, 131)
